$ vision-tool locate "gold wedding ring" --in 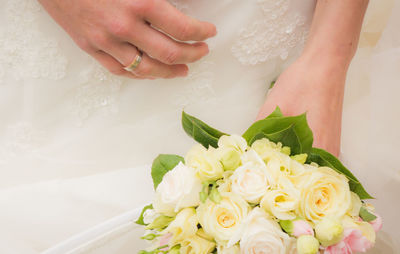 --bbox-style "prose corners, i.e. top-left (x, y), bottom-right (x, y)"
top-left (124, 51), bottom-right (143, 72)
